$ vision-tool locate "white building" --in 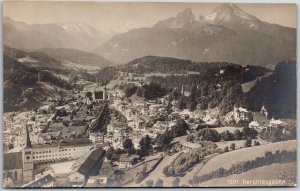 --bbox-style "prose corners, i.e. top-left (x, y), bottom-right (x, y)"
top-left (89, 133), bottom-right (104, 144)
top-left (269, 118), bottom-right (286, 128)
top-left (249, 120), bottom-right (260, 130)
top-left (233, 107), bottom-right (251, 122)
top-left (115, 154), bottom-right (138, 169)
